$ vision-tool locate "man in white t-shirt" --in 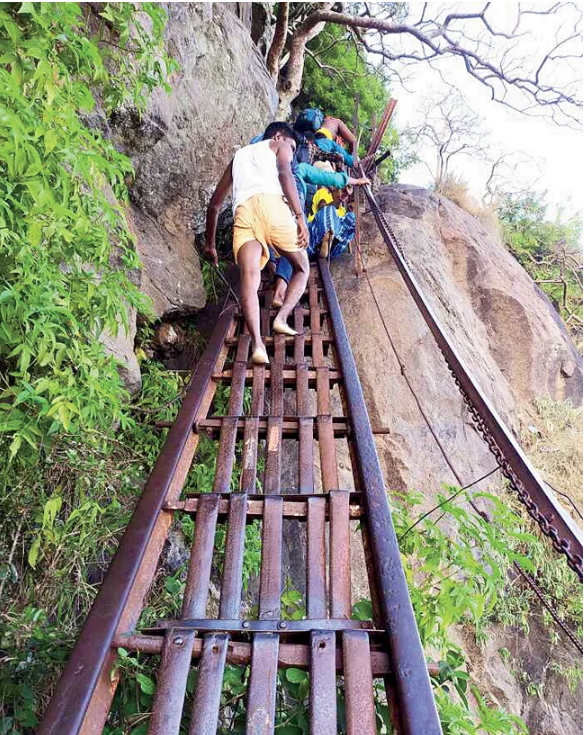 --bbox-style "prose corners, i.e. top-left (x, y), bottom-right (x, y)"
top-left (204, 122), bottom-right (309, 364)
